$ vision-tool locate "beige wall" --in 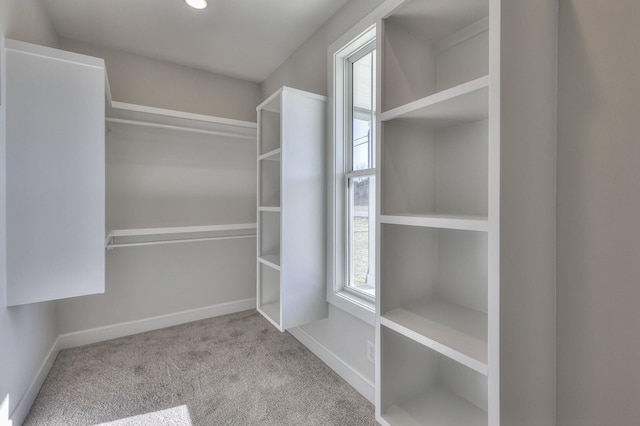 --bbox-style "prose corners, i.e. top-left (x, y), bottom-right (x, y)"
top-left (261, 0), bottom-right (385, 100)
top-left (557, 1), bottom-right (640, 424)
top-left (60, 38), bottom-right (261, 123)
top-left (2, 0), bottom-right (58, 47)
